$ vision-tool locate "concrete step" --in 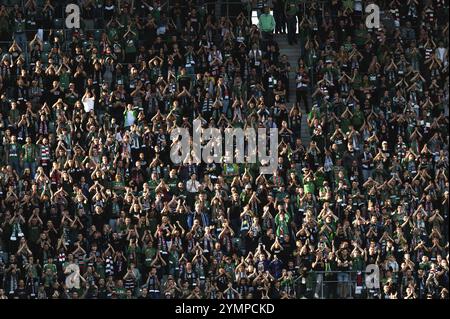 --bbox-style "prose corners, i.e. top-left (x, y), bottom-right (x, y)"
top-left (275, 33), bottom-right (311, 145)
